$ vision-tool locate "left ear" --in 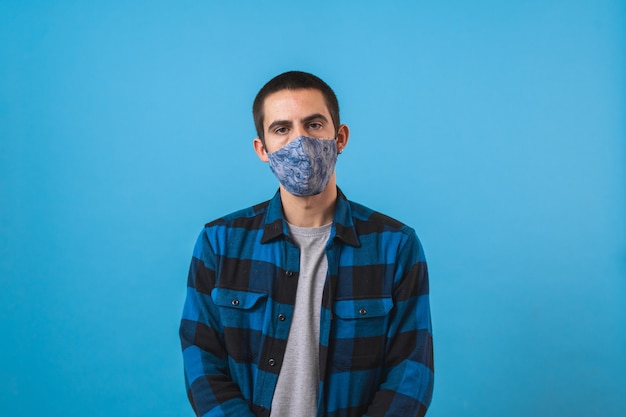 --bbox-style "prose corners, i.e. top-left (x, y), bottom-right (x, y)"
top-left (336, 124), bottom-right (350, 153)
top-left (253, 137), bottom-right (269, 162)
